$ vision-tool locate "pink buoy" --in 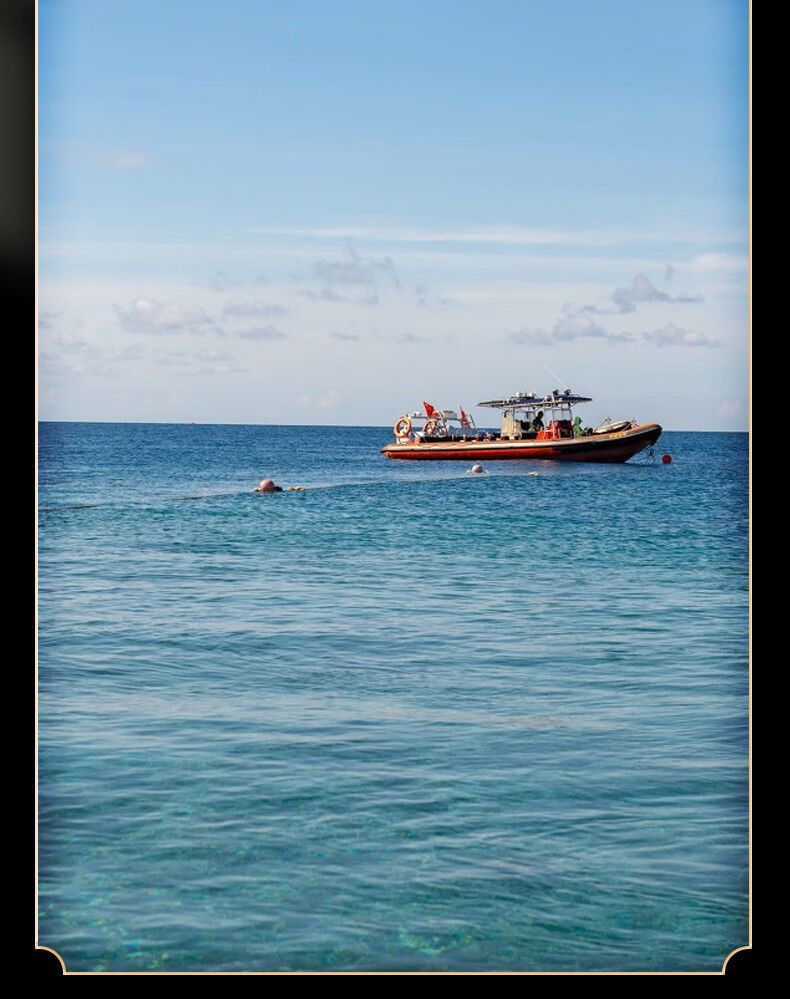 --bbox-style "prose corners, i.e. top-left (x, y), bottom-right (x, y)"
top-left (661, 454), bottom-right (672, 465)
top-left (470, 464), bottom-right (485, 474)
top-left (255, 478), bottom-right (282, 493)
